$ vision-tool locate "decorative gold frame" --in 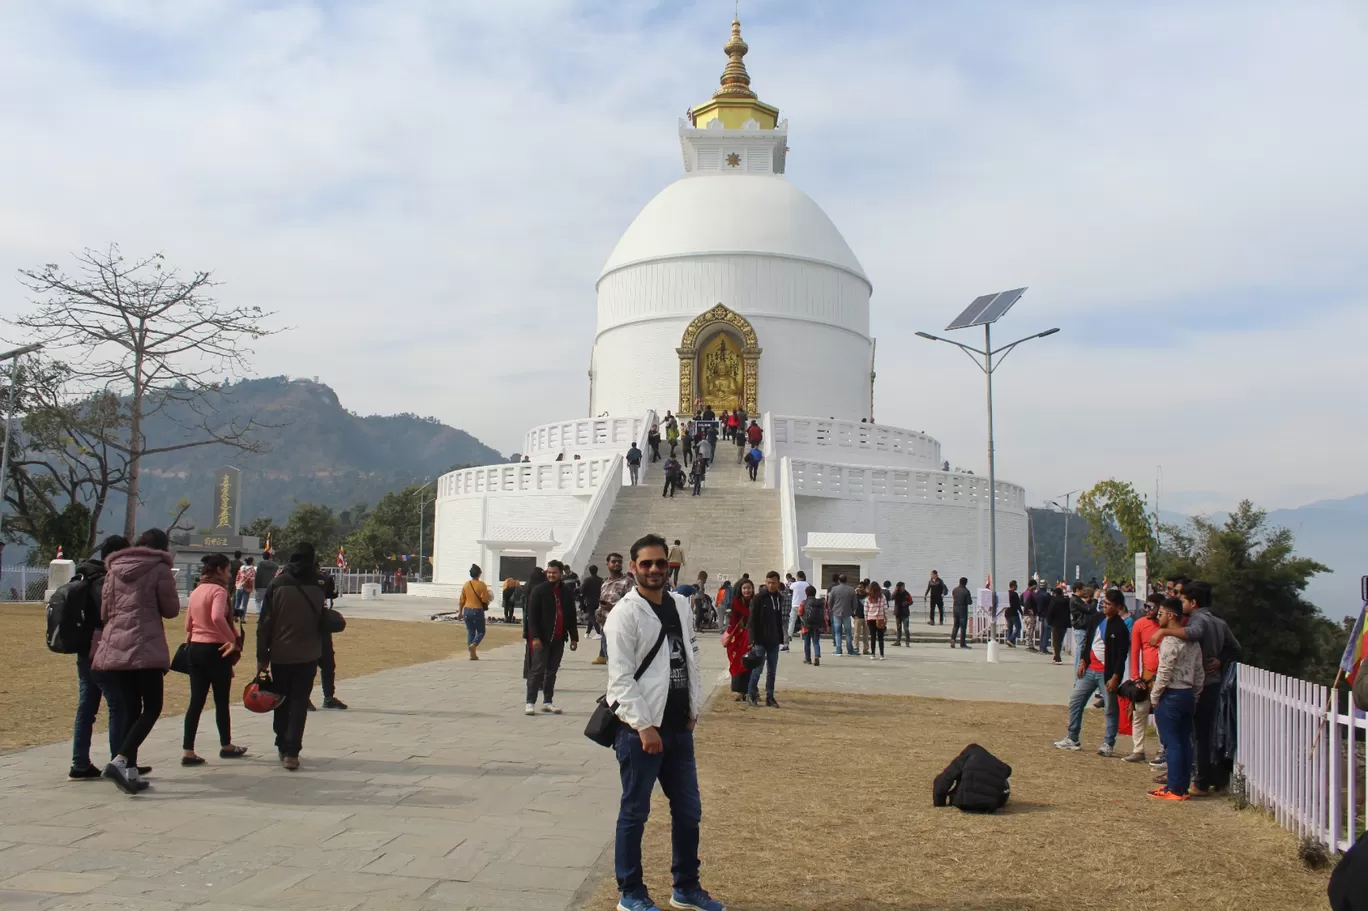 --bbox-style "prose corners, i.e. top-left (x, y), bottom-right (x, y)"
top-left (677, 303), bottom-right (761, 414)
